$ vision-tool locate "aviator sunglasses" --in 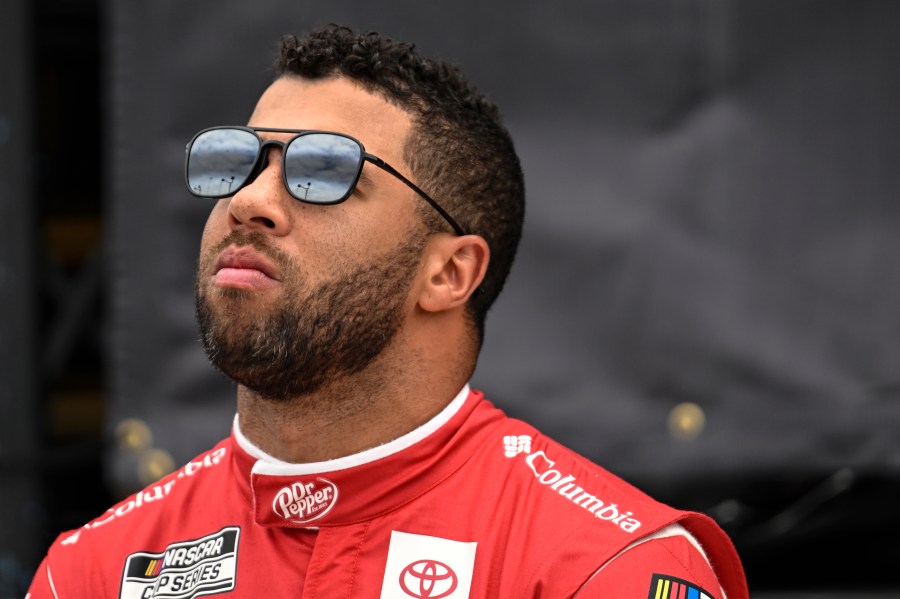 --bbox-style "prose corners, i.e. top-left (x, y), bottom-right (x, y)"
top-left (185, 126), bottom-right (466, 236)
